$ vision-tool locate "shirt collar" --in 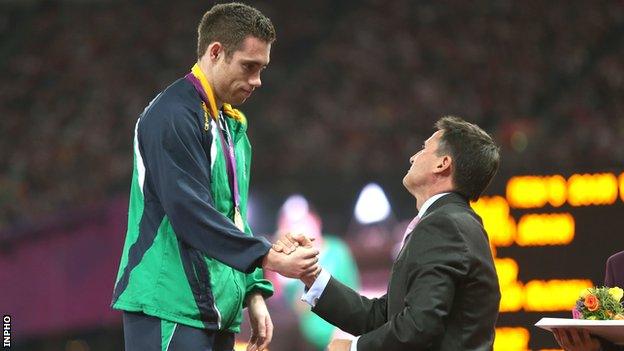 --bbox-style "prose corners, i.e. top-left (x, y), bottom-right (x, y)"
top-left (417, 192), bottom-right (451, 218)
